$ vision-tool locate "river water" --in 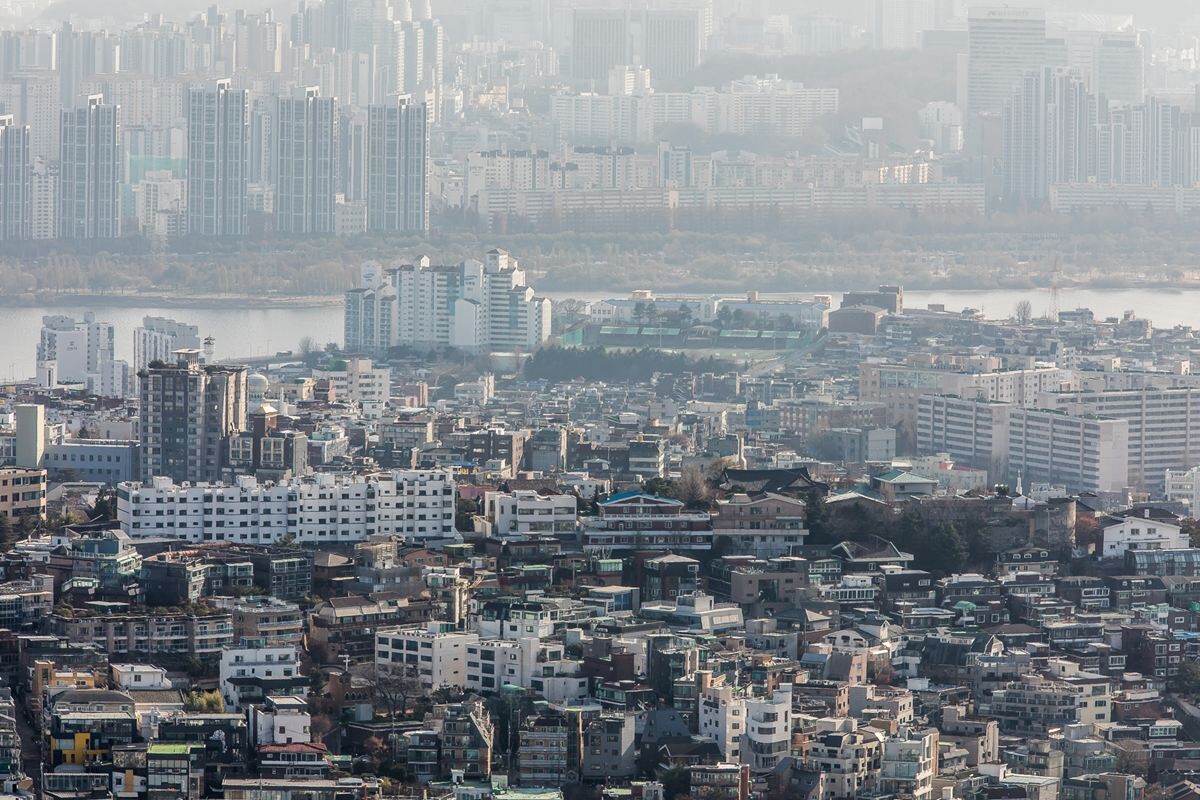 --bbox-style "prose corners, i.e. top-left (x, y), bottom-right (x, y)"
top-left (1, 286), bottom-right (1198, 381)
